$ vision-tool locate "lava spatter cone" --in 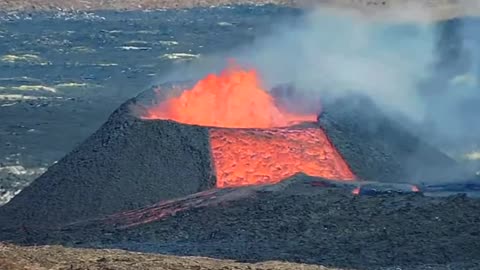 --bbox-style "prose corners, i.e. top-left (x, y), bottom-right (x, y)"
top-left (142, 64), bottom-right (356, 187)
top-left (0, 64), bottom-right (461, 228)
